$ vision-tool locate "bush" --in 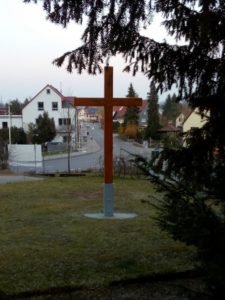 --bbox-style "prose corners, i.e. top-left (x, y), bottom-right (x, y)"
top-left (124, 123), bottom-right (138, 139)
